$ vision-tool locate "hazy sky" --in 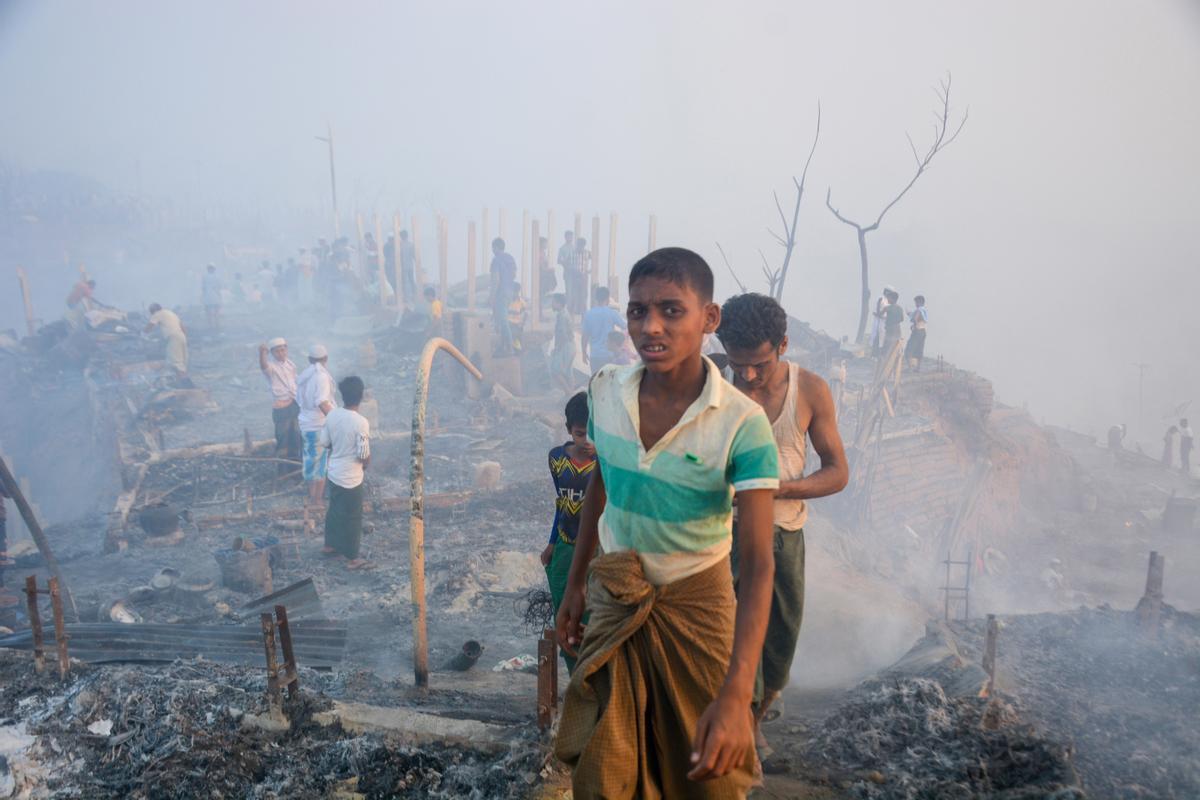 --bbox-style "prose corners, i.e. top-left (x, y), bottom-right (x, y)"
top-left (2, 0), bottom-right (1198, 436)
